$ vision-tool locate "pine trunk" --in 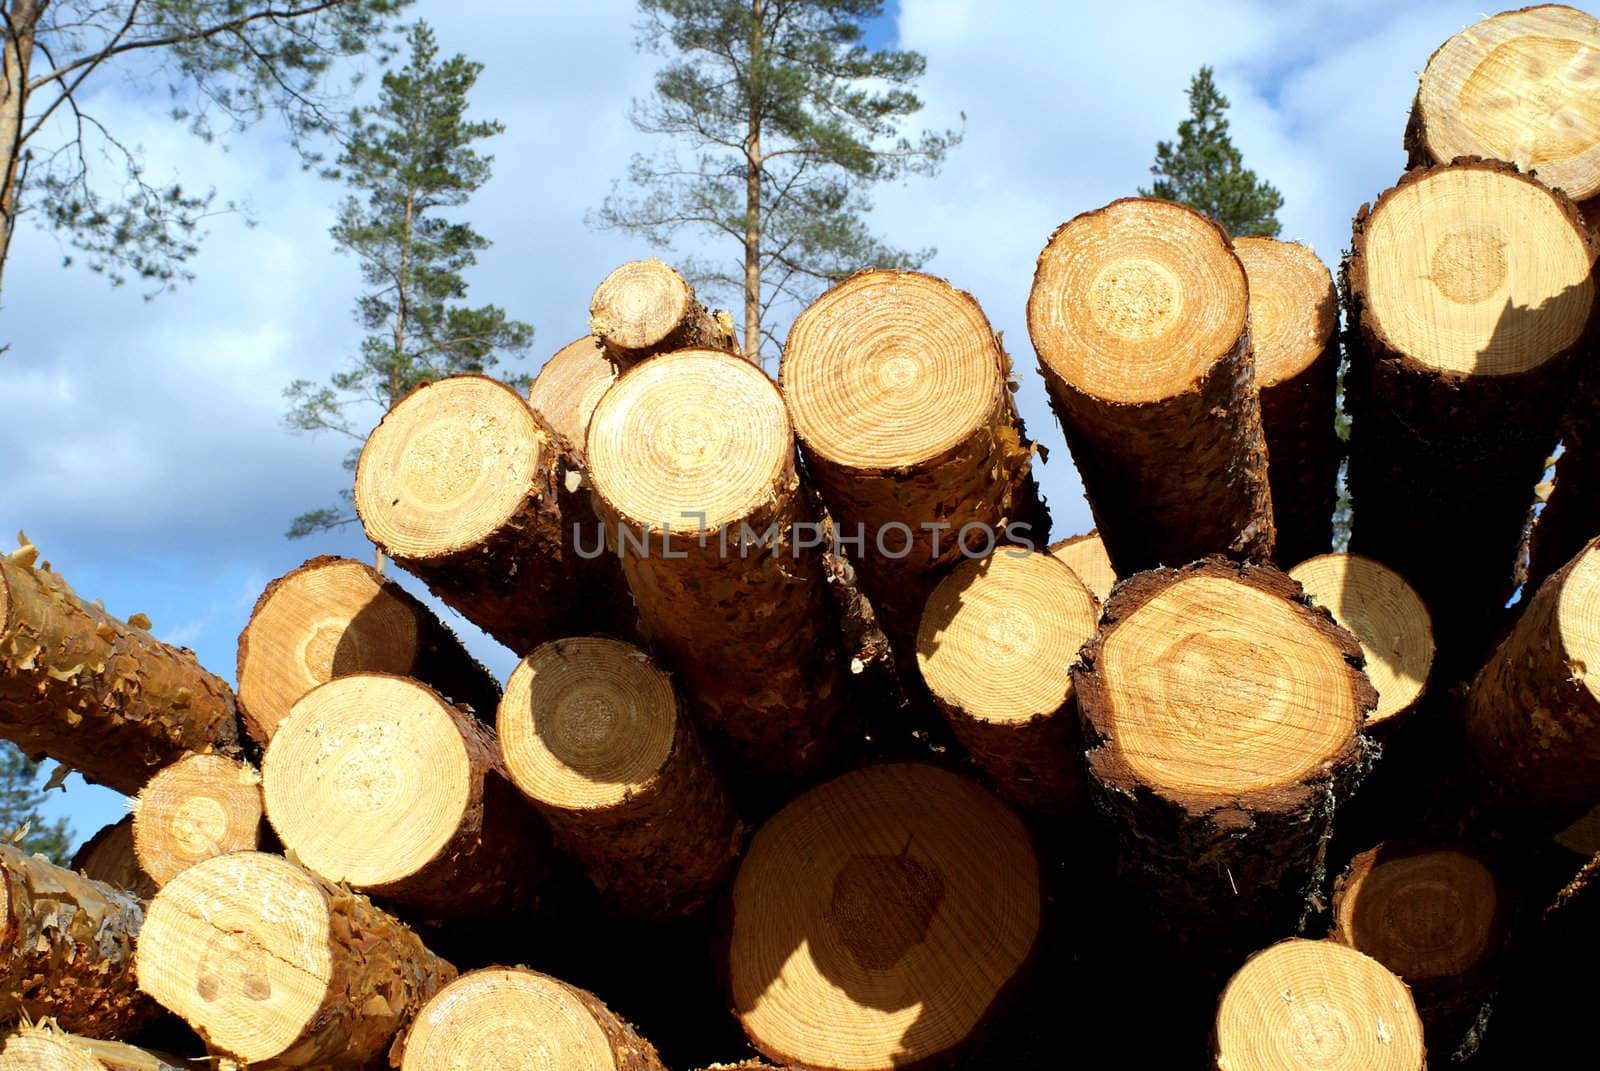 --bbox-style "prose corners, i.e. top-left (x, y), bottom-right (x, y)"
top-left (589, 260), bottom-right (740, 369)
top-left (132, 752), bottom-right (263, 887)
top-left (69, 817), bottom-right (156, 900)
top-left (1047, 531), bottom-right (1116, 605)
top-left (526, 335), bottom-right (619, 464)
